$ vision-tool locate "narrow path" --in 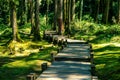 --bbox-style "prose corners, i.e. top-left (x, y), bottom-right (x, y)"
top-left (36, 39), bottom-right (95, 80)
